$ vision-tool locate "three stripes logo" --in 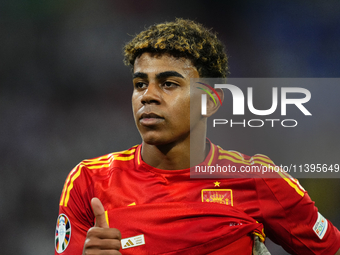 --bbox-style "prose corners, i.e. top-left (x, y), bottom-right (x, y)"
top-left (124, 239), bottom-right (134, 248)
top-left (121, 234), bottom-right (145, 249)
top-left (196, 82), bottom-right (222, 115)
